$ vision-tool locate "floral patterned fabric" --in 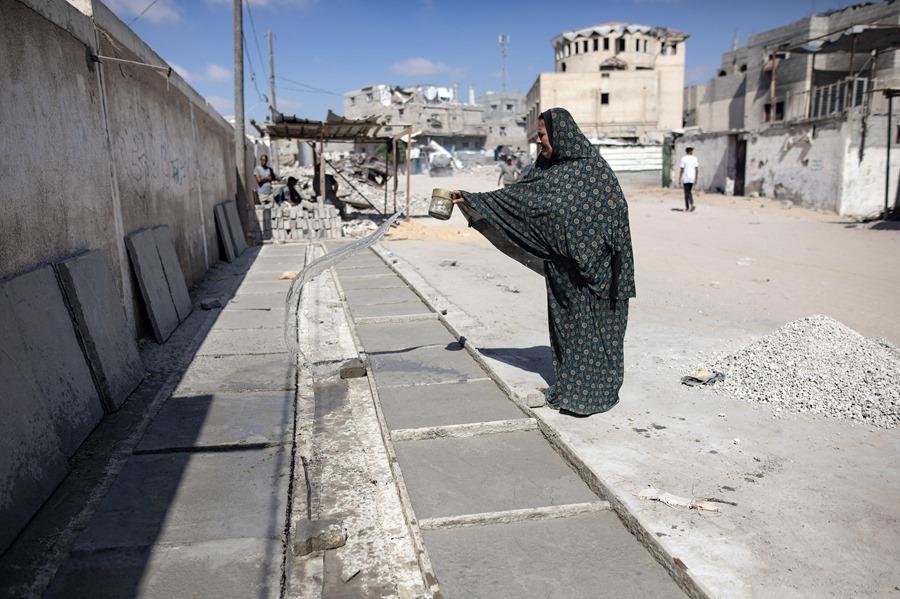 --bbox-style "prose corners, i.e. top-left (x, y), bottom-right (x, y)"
top-left (459, 107), bottom-right (635, 415)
